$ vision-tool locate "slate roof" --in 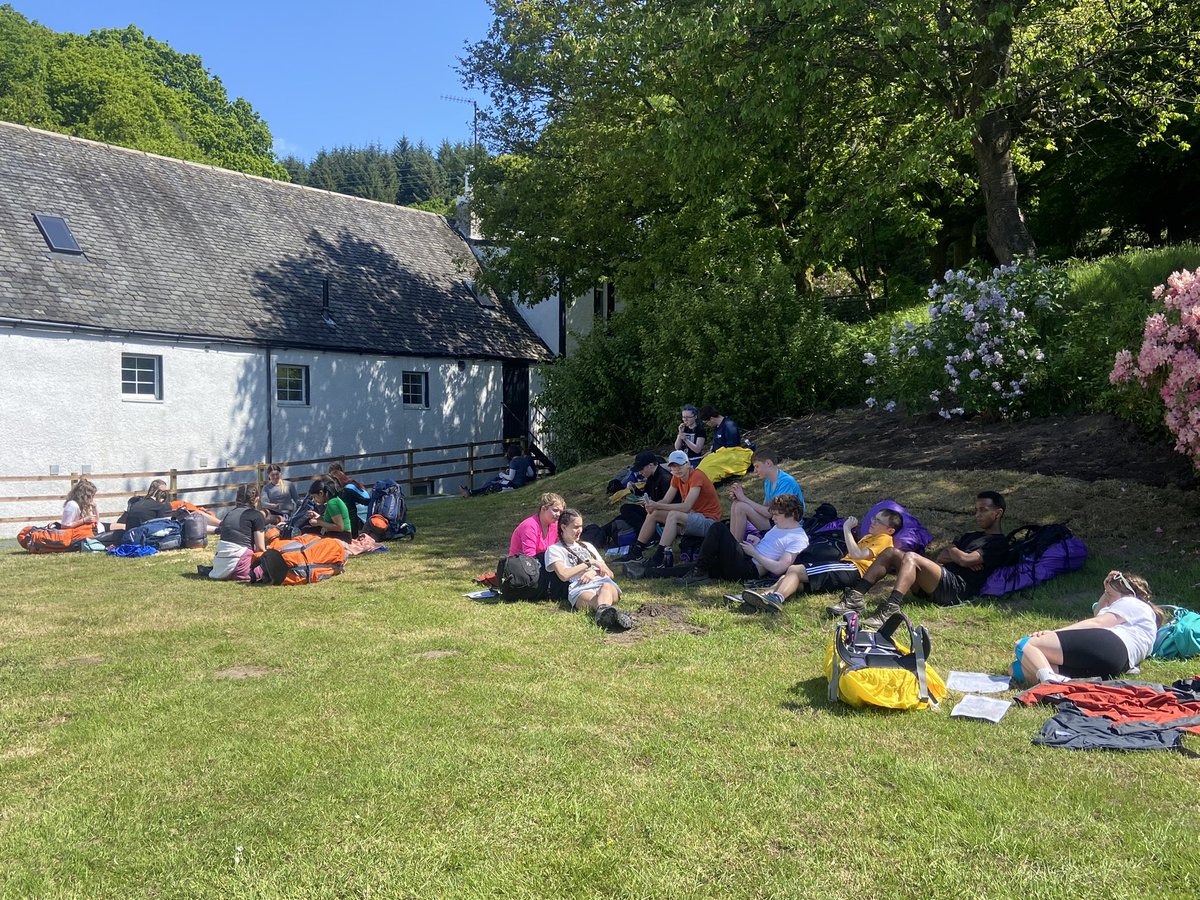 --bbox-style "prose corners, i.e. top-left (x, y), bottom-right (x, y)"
top-left (0, 122), bottom-right (552, 362)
